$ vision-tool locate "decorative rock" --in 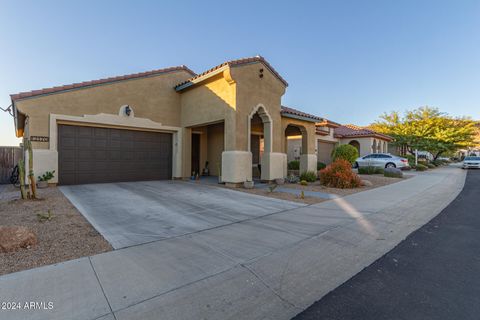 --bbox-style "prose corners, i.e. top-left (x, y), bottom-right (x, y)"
top-left (384, 167), bottom-right (403, 178)
top-left (0, 226), bottom-right (37, 253)
top-left (275, 178), bottom-right (285, 185)
top-left (361, 179), bottom-right (373, 187)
